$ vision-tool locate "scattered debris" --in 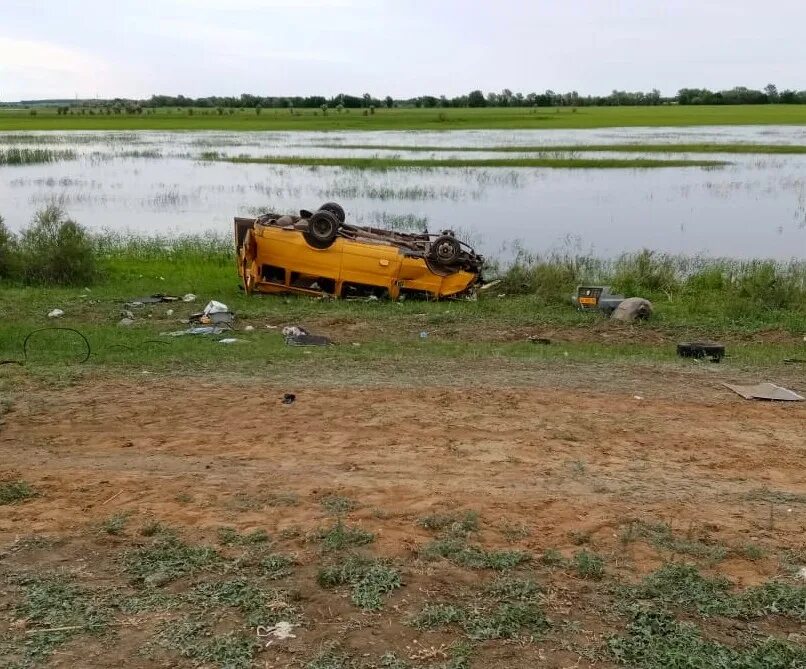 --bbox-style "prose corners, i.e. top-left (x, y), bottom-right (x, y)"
top-left (419, 331), bottom-right (429, 339)
top-left (203, 300), bottom-right (228, 315)
top-left (723, 382), bottom-right (804, 402)
top-left (573, 285), bottom-right (625, 314)
top-left (256, 621), bottom-right (297, 646)
top-left (162, 326), bottom-right (228, 337)
top-left (126, 294), bottom-right (179, 306)
top-left (282, 325), bottom-right (332, 346)
top-left (282, 393), bottom-right (296, 405)
top-left (182, 293), bottom-right (196, 302)
top-left (677, 341), bottom-right (725, 363)
top-left (528, 336), bottom-right (551, 345)
top-left (47, 308), bottom-right (64, 319)
top-left (611, 297), bottom-right (653, 322)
